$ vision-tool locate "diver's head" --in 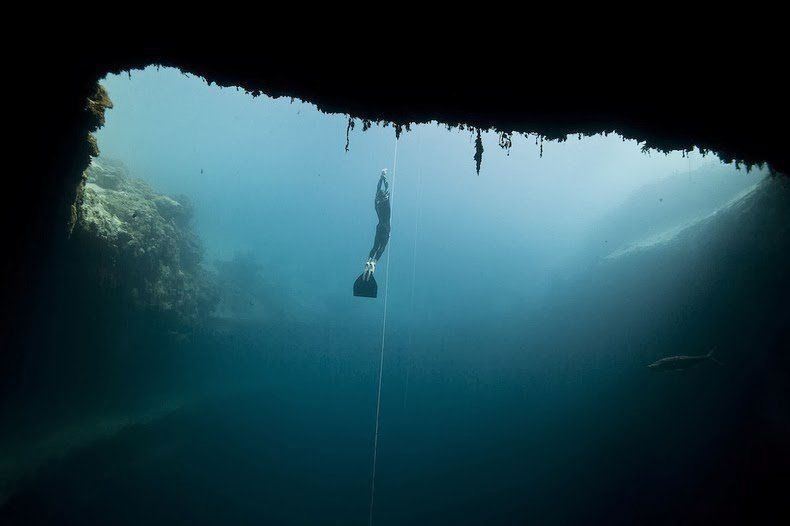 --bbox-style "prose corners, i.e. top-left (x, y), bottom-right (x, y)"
top-left (381, 168), bottom-right (388, 178)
